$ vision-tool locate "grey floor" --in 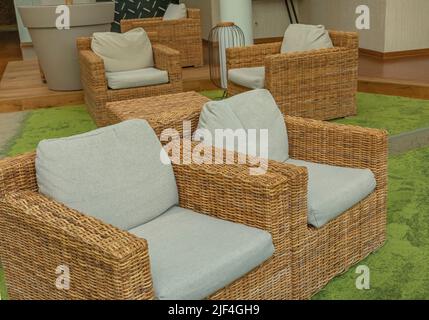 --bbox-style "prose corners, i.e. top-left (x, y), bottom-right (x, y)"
top-left (0, 111), bottom-right (27, 158)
